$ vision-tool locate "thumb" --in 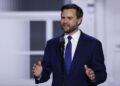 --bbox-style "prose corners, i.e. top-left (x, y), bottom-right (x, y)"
top-left (38, 61), bottom-right (41, 66)
top-left (84, 64), bottom-right (88, 70)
